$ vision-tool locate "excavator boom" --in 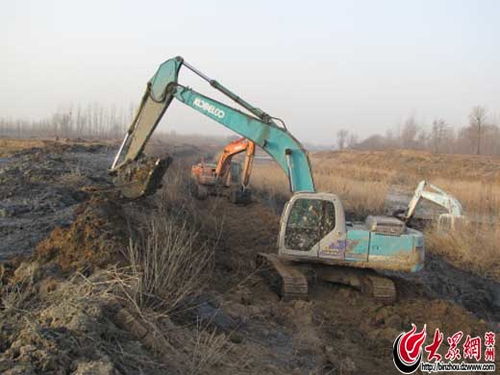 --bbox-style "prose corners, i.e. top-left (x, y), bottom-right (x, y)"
top-left (111, 56), bottom-right (314, 197)
top-left (214, 137), bottom-right (255, 188)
